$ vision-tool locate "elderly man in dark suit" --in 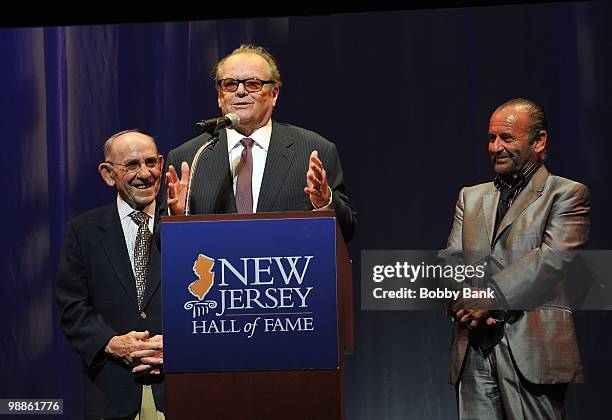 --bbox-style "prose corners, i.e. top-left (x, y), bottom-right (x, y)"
top-left (442, 98), bottom-right (590, 419)
top-left (57, 130), bottom-right (165, 419)
top-left (163, 44), bottom-right (356, 241)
